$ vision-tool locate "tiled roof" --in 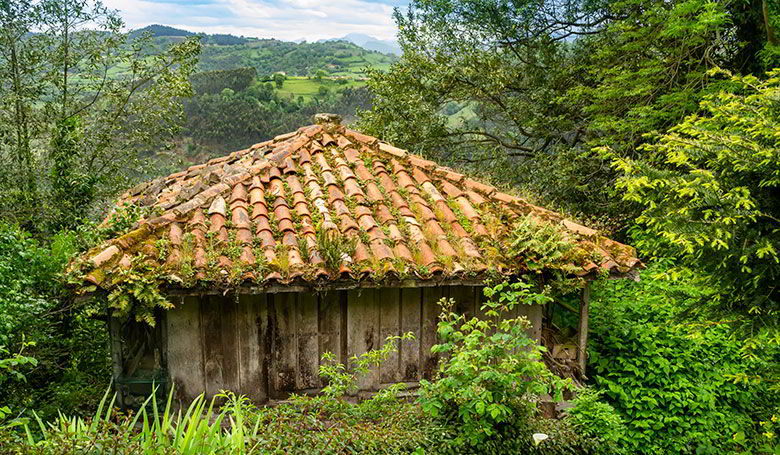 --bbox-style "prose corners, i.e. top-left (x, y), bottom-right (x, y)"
top-left (74, 115), bottom-right (640, 291)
